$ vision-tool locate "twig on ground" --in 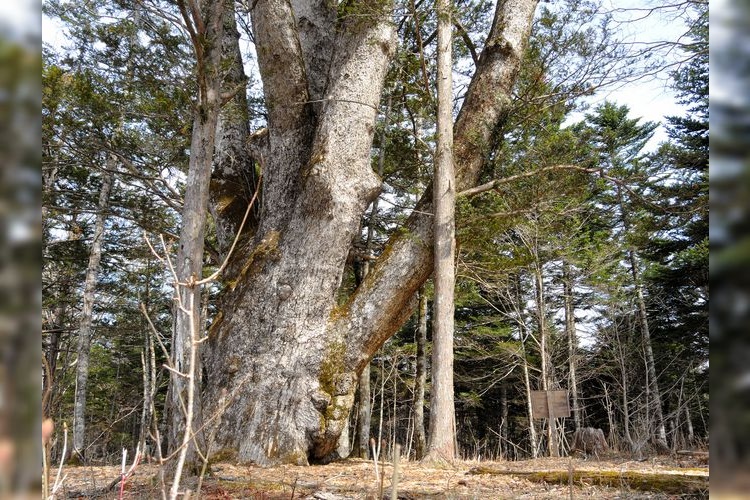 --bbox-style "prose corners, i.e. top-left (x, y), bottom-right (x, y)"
top-left (49, 422), bottom-right (69, 499)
